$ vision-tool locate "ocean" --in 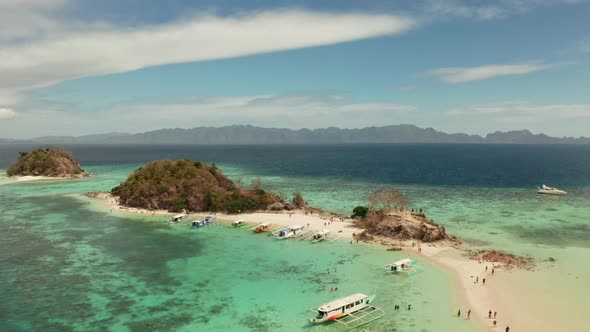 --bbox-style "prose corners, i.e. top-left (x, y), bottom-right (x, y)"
top-left (1, 144), bottom-right (589, 331)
